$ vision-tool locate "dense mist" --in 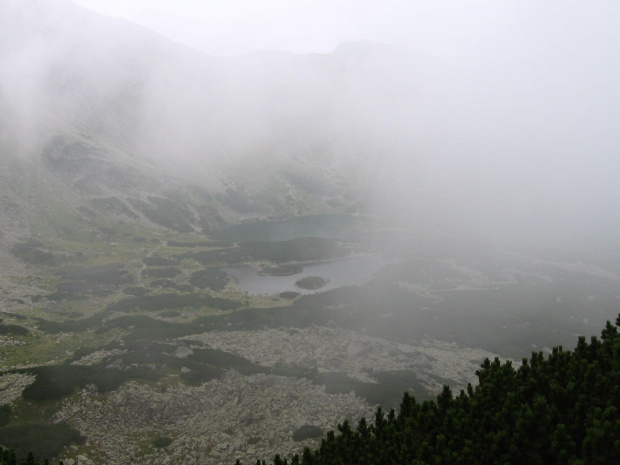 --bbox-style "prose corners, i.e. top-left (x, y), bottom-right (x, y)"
top-left (2, 3), bottom-right (620, 463)
top-left (2, 1), bottom-right (618, 257)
